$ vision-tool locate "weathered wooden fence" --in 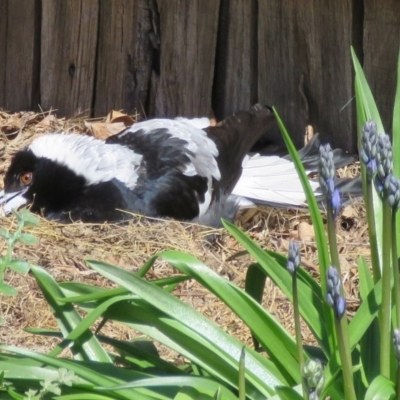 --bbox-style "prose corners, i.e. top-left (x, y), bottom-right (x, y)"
top-left (1, 0), bottom-right (400, 151)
